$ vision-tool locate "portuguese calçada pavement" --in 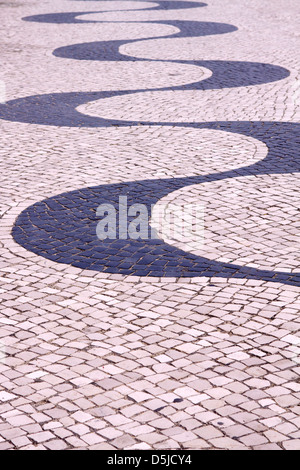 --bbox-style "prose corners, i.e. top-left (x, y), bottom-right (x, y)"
top-left (0, 0), bottom-right (300, 450)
